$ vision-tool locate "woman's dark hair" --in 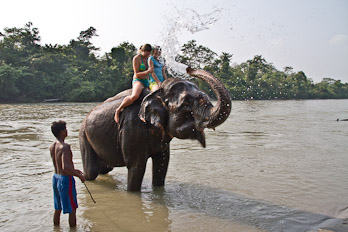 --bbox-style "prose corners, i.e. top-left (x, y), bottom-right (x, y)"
top-left (51, 120), bottom-right (66, 137)
top-left (140, 43), bottom-right (152, 52)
